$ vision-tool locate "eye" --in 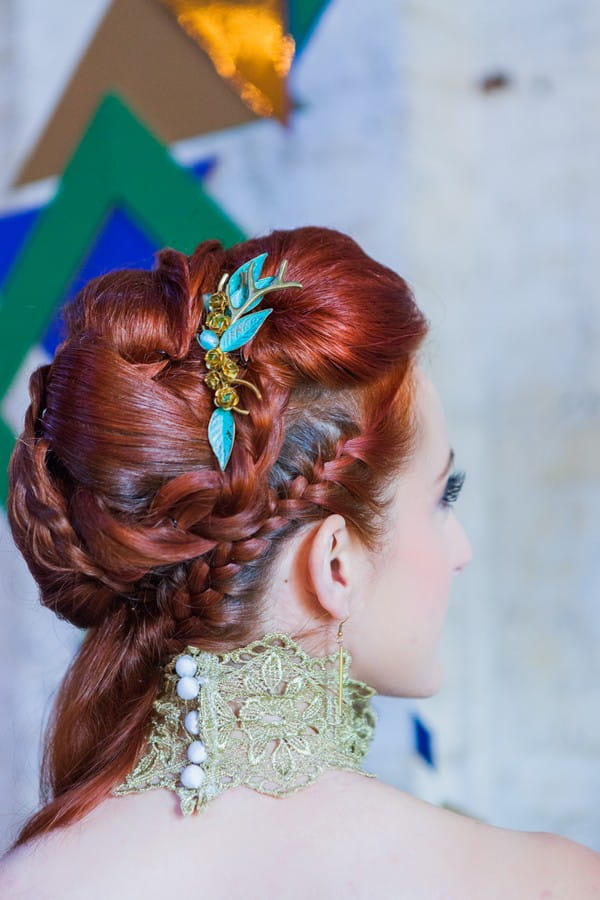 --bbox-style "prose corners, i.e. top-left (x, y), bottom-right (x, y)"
top-left (440, 470), bottom-right (466, 509)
